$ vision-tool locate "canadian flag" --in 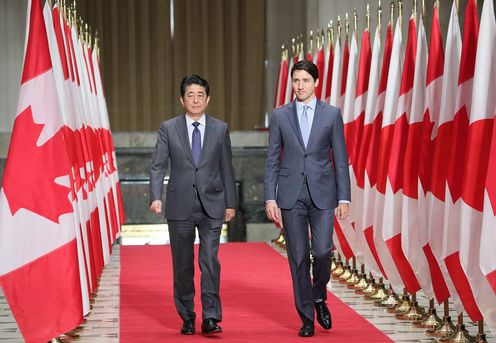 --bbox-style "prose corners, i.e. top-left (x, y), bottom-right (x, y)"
top-left (337, 30), bottom-right (359, 260)
top-left (274, 51), bottom-right (289, 108)
top-left (329, 36), bottom-right (342, 107)
top-left (347, 27), bottom-right (371, 267)
top-left (401, 12), bottom-right (437, 303)
top-left (356, 23), bottom-right (391, 280)
top-left (372, 19), bottom-right (406, 291)
top-left (480, 101), bottom-right (496, 293)
top-left (321, 35), bottom-right (333, 103)
top-left (314, 44), bottom-right (325, 99)
top-left (379, 16), bottom-right (421, 294)
top-left (425, 1), bottom-right (465, 311)
top-left (459, 0), bottom-right (496, 331)
top-left (0, 0), bottom-right (83, 342)
top-left (442, 0), bottom-right (482, 321)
